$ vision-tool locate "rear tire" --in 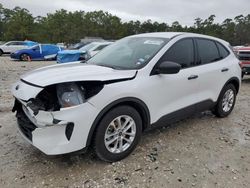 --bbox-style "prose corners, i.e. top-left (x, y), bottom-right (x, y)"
top-left (93, 105), bottom-right (142, 162)
top-left (0, 49), bottom-right (3, 56)
top-left (213, 84), bottom-right (236, 118)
